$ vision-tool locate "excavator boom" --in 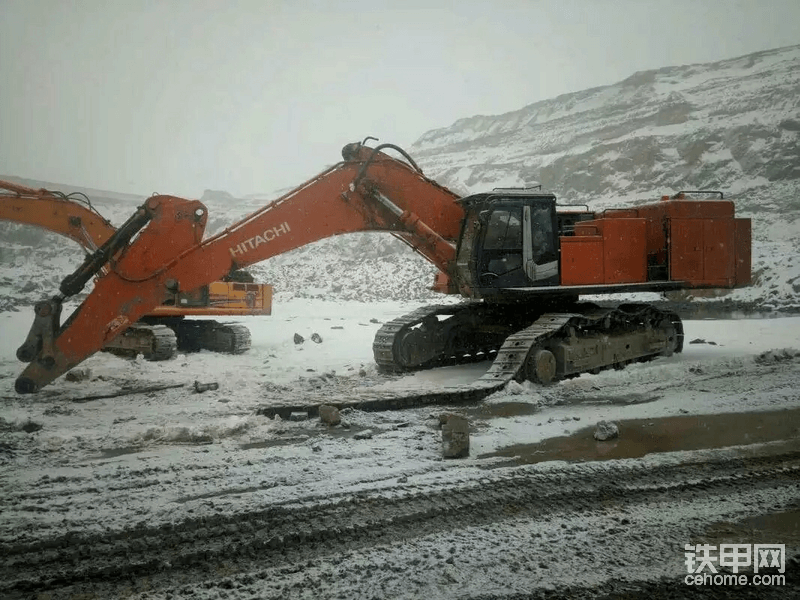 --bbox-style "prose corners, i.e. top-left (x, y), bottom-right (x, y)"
top-left (177, 144), bottom-right (463, 284)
